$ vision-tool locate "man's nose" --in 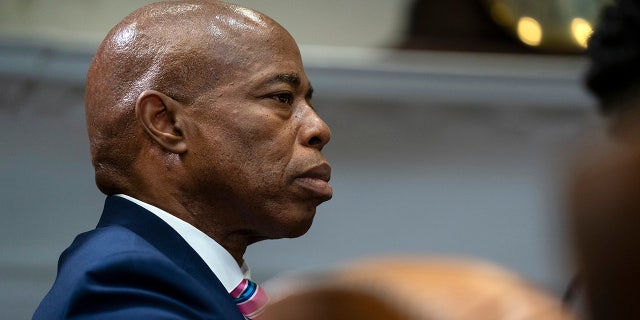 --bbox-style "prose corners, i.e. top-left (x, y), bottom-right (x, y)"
top-left (299, 108), bottom-right (331, 151)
